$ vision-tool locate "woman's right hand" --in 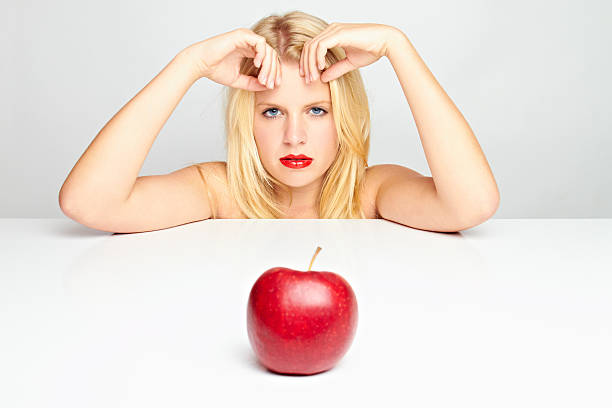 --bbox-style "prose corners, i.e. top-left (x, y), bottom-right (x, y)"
top-left (181, 28), bottom-right (281, 91)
